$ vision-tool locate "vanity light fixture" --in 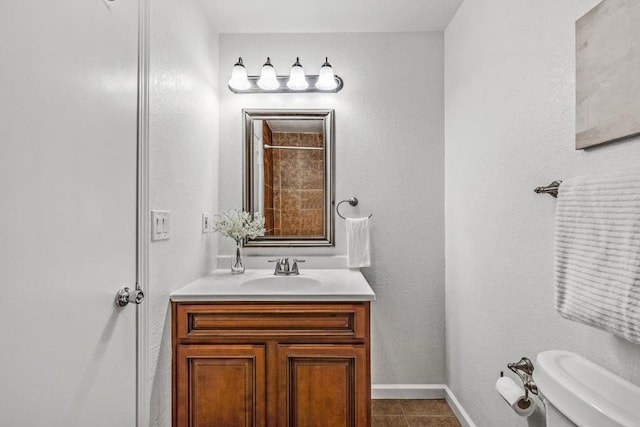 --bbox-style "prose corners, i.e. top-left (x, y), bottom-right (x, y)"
top-left (286, 57), bottom-right (309, 90)
top-left (316, 57), bottom-right (338, 90)
top-left (228, 57), bottom-right (251, 91)
top-left (227, 57), bottom-right (343, 94)
top-left (257, 57), bottom-right (279, 90)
